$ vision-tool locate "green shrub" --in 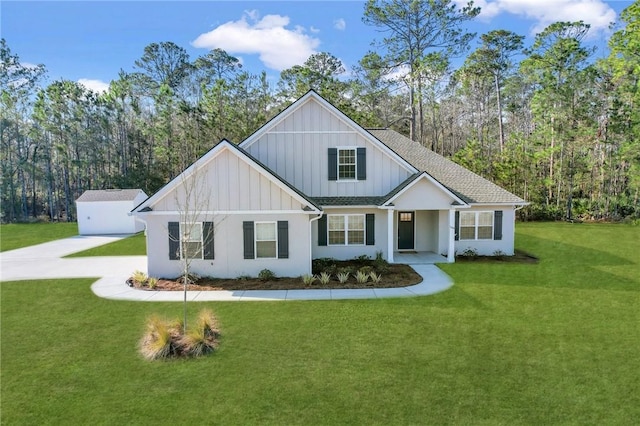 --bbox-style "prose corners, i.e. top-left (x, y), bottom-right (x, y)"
top-left (460, 248), bottom-right (478, 258)
top-left (359, 265), bottom-right (373, 275)
top-left (374, 251), bottom-right (389, 273)
top-left (258, 269), bottom-right (276, 281)
top-left (312, 257), bottom-right (336, 272)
